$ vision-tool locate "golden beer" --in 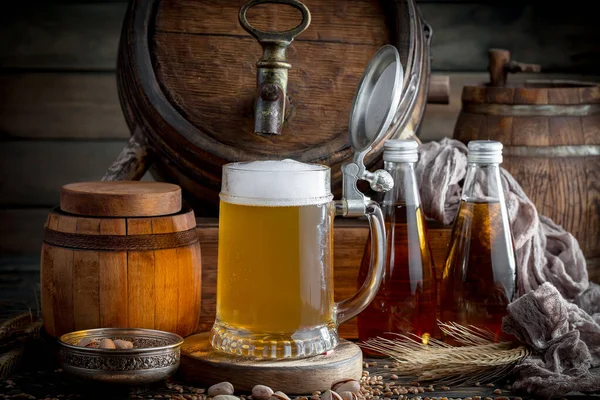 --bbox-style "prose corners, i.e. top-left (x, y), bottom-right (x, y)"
top-left (216, 201), bottom-right (334, 333)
